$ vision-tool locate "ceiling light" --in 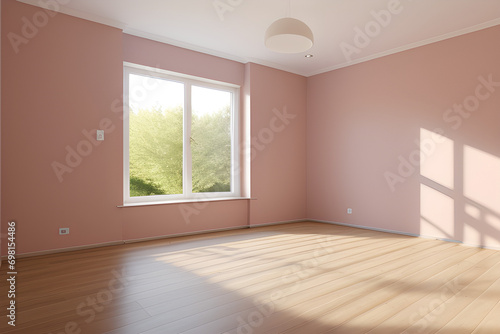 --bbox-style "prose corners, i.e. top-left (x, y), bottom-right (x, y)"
top-left (265, 17), bottom-right (314, 53)
top-left (305, 54), bottom-right (314, 58)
